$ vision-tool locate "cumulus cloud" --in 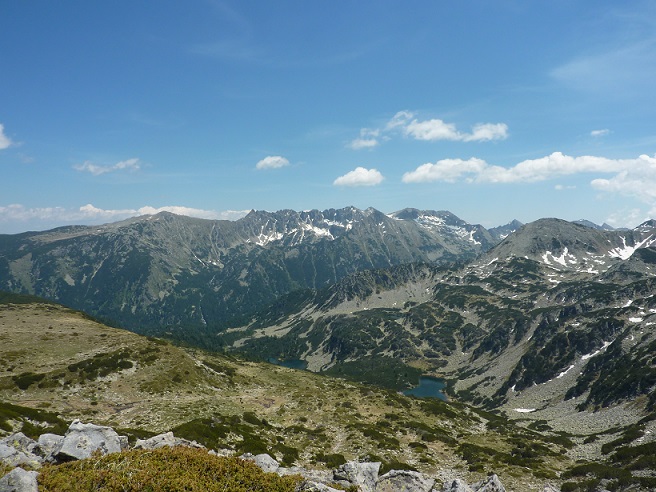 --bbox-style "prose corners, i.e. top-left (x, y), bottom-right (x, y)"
top-left (464, 123), bottom-right (509, 142)
top-left (403, 152), bottom-right (656, 185)
top-left (405, 118), bottom-right (461, 141)
top-left (333, 167), bottom-right (384, 187)
top-left (402, 158), bottom-right (488, 183)
top-left (74, 158), bottom-right (141, 175)
top-left (0, 124), bottom-right (12, 149)
top-left (255, 155), bottom-right (290, 170)
top-left (0, 203), bottom-right (249, 230)
top-left (403, 152), bottom-right (656, 211)
top-left (349, 111), bottom-right (508, 149)
top-left (590, 129), bottom-right (610, 137)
